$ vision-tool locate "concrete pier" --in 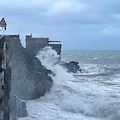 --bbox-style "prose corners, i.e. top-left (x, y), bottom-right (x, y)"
top-left (26, 34), bottom-right (62, 57)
